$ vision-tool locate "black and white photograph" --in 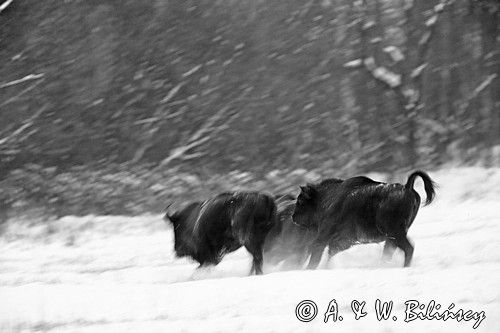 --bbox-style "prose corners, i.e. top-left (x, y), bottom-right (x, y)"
top-left (0, 0), bottom-right (499, 332)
